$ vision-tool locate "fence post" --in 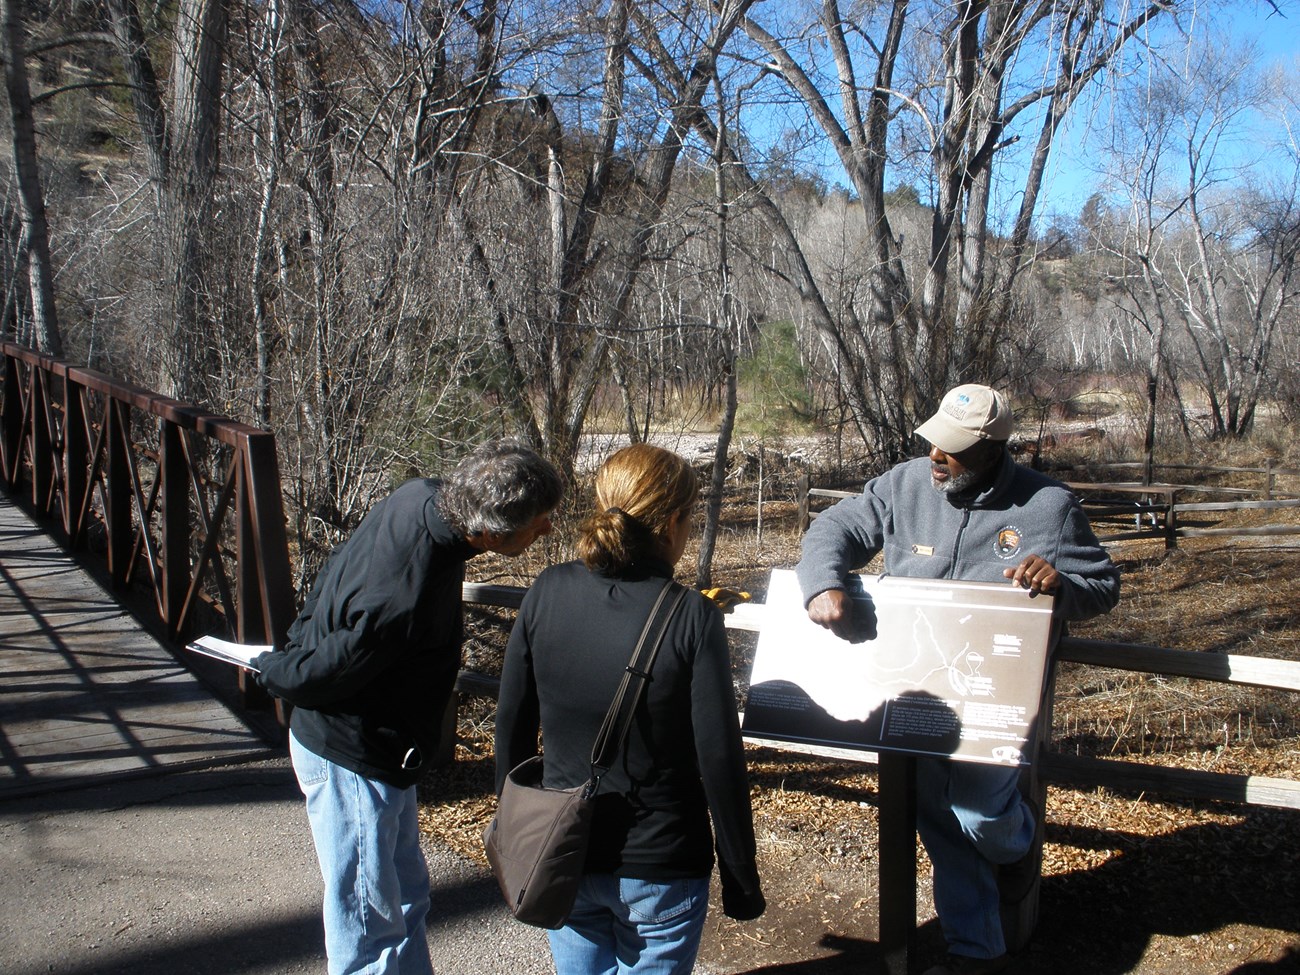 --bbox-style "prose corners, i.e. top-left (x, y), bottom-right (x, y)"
top-left (797, 471), bottom-right (810, 532)
top-left (236, 453), bottom-right (273, 711)
top-left (160, 421), bottom-right (189, 640)
top-left (1, 352), bottom-right (19, 486)
top-left (62, 376), bottom-right (88, 544)
top-left (239, 431), bottom-right (296, 722)
top-left (105, 399), bottom-right (132, 587)
top-left (29, 369), bottom-right (52, 513)
top-left (1163, 489), bottom-right (1178, 551)
top-left (1265, 458), bottom-right (1275, 500)
top-left (434, 693), bottom-right (460, 767)
top-left (239, 431), bottom-right (295, 647)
